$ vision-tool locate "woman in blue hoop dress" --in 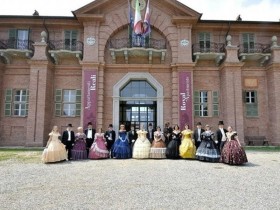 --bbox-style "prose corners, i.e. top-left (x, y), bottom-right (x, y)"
top-left (112, 124), bottom-right (132, 159)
